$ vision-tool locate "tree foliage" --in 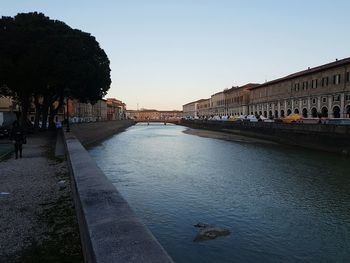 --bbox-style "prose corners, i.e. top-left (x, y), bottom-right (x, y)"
top-left (0, 12), bottom-right (111, 128)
